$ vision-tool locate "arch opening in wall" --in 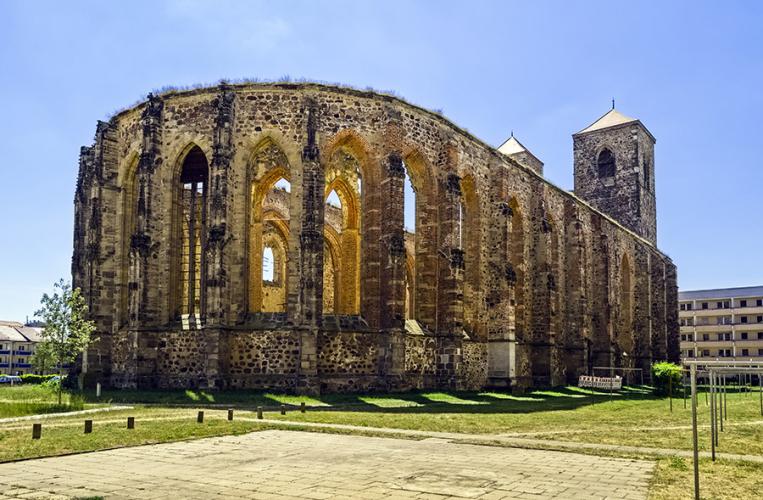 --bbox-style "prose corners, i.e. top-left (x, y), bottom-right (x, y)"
top-left (597, 148), bottom-right (615, 178)
top-left (403, 161), bottom-right (416, 320)
top-left (119, 155), bottom-right (139, 327)
top-left (460, 174), bottom-right (481, 340)
top-left (247, 138), bottom-right (291, 314)
top-left (172, 145), bottom-right (209, 325)
top-left (507, 198), bottom-right (525, 341)
top-left (324, 147), bottom-right (362, 316)
top-left (619, 253), bottom-right (634, 362)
